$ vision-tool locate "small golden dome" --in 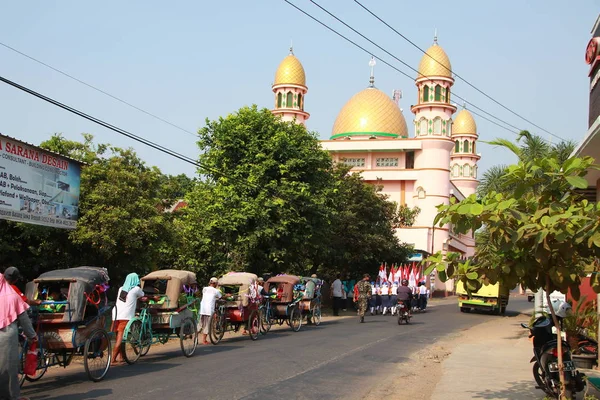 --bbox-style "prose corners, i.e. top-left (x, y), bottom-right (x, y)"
top-left (274, 53), bottom-right (306, 86)
top-left (453, 109), bottom-right (477, 135)
top-left (331, 88), bottom-right (408, 139)
top-left (417, 44), bottom-right (452, 79)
